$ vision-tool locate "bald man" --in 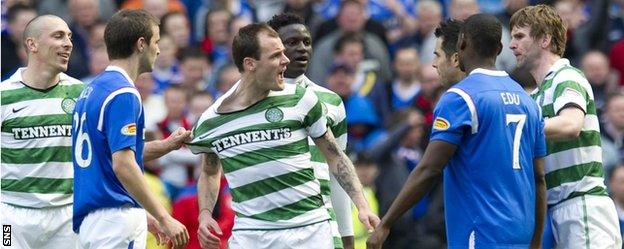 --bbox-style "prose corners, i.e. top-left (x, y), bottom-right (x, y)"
top-left (1, 15), bottom-right (84, 248)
